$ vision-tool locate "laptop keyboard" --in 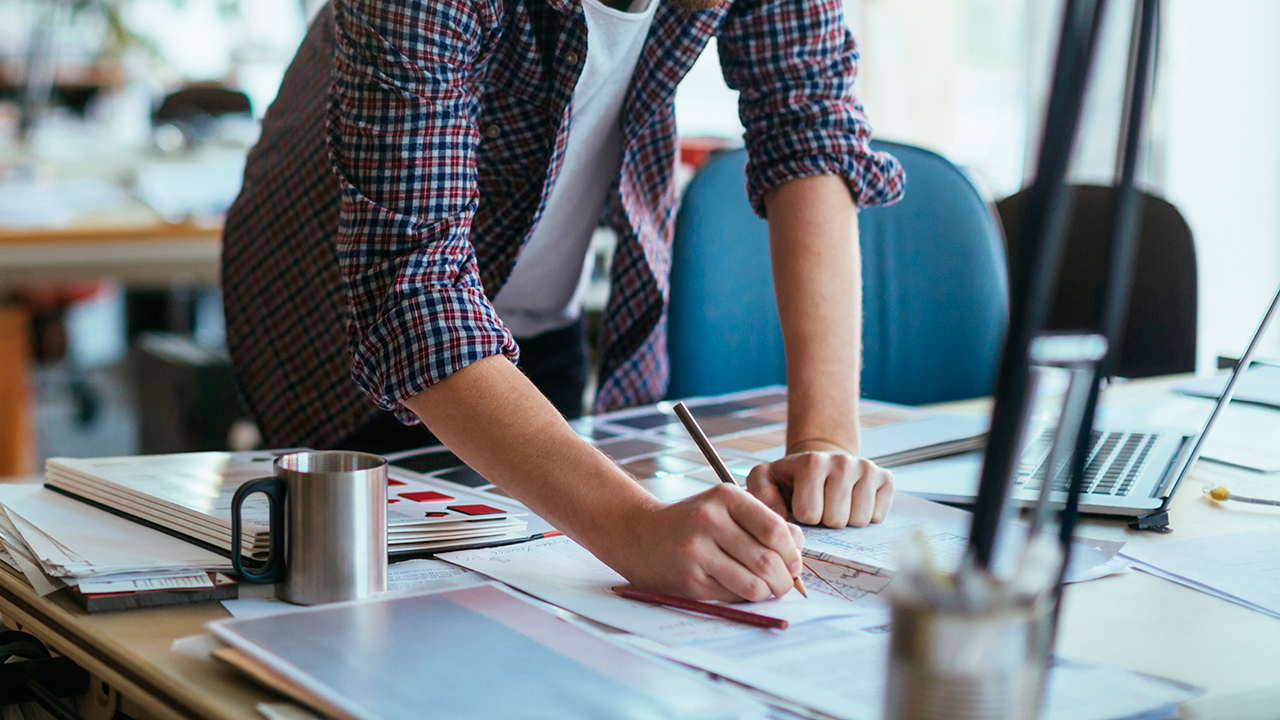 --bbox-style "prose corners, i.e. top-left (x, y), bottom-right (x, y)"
top-left (1016, 430), bottom-right (1157, 497)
